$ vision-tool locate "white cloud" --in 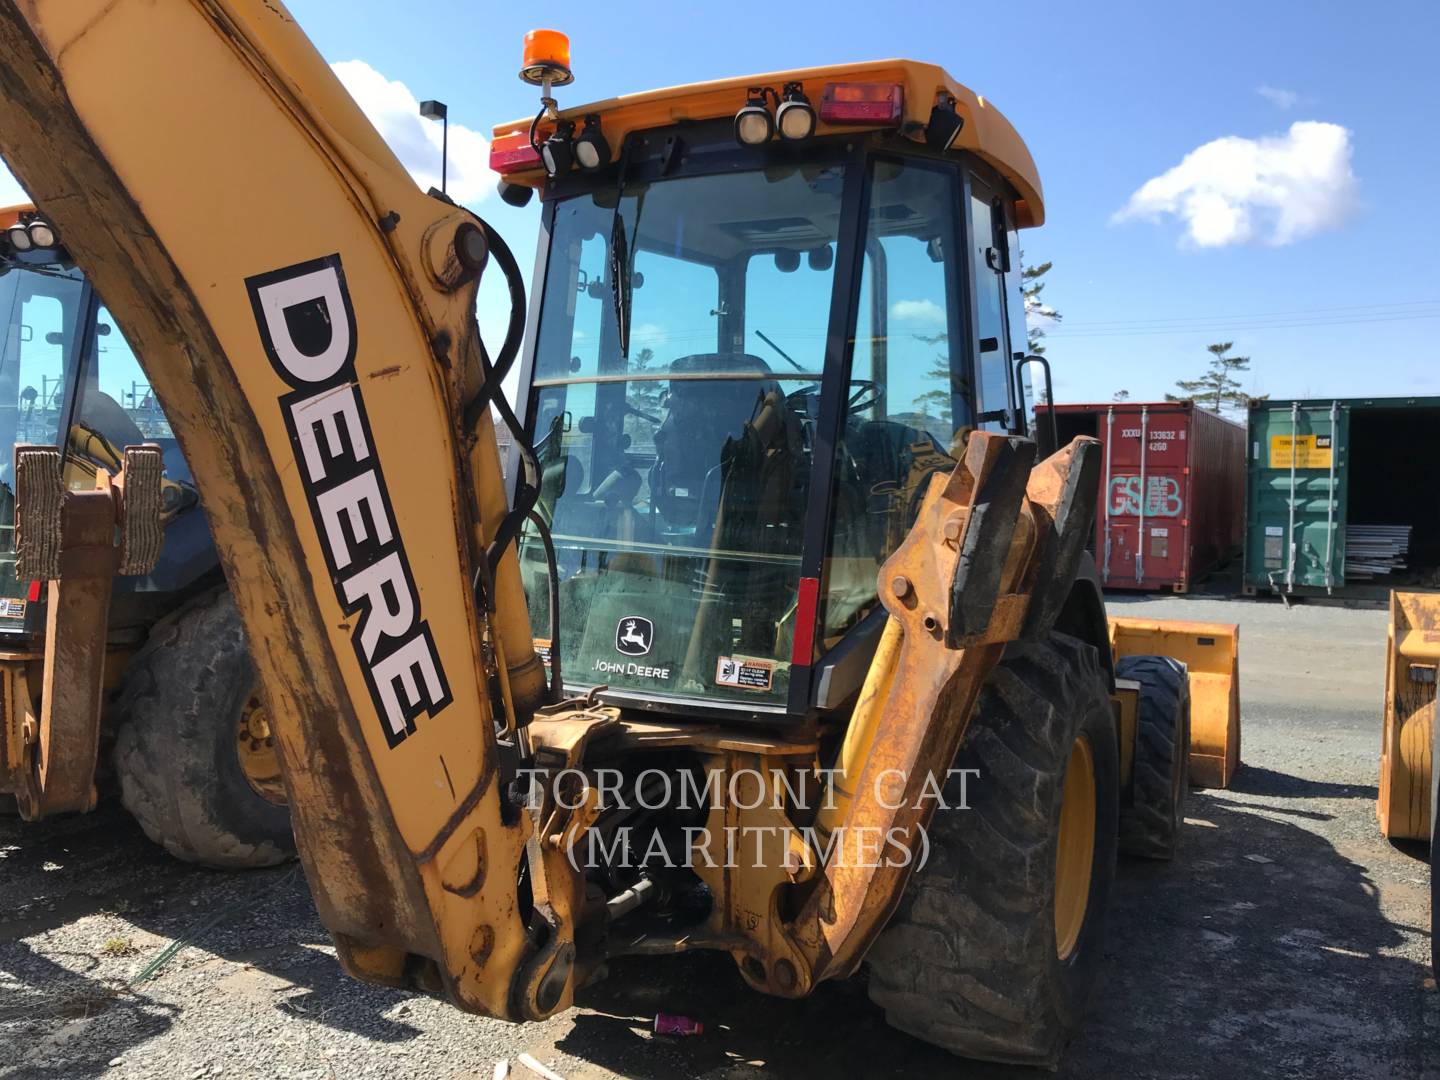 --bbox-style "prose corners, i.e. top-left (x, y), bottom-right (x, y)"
top-left (331, 60), bottom-right (494, 207)
top-left (0, 161), bottom-right (28, 207)
top-left (1112, 121), bottom-right (1358, 247)
top-left (1256, 85), bottom-right (1301, 110)
top-left (0, 66), bottom-right (494, 211)
top-left (890, 298), bottom-right (945, 325)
